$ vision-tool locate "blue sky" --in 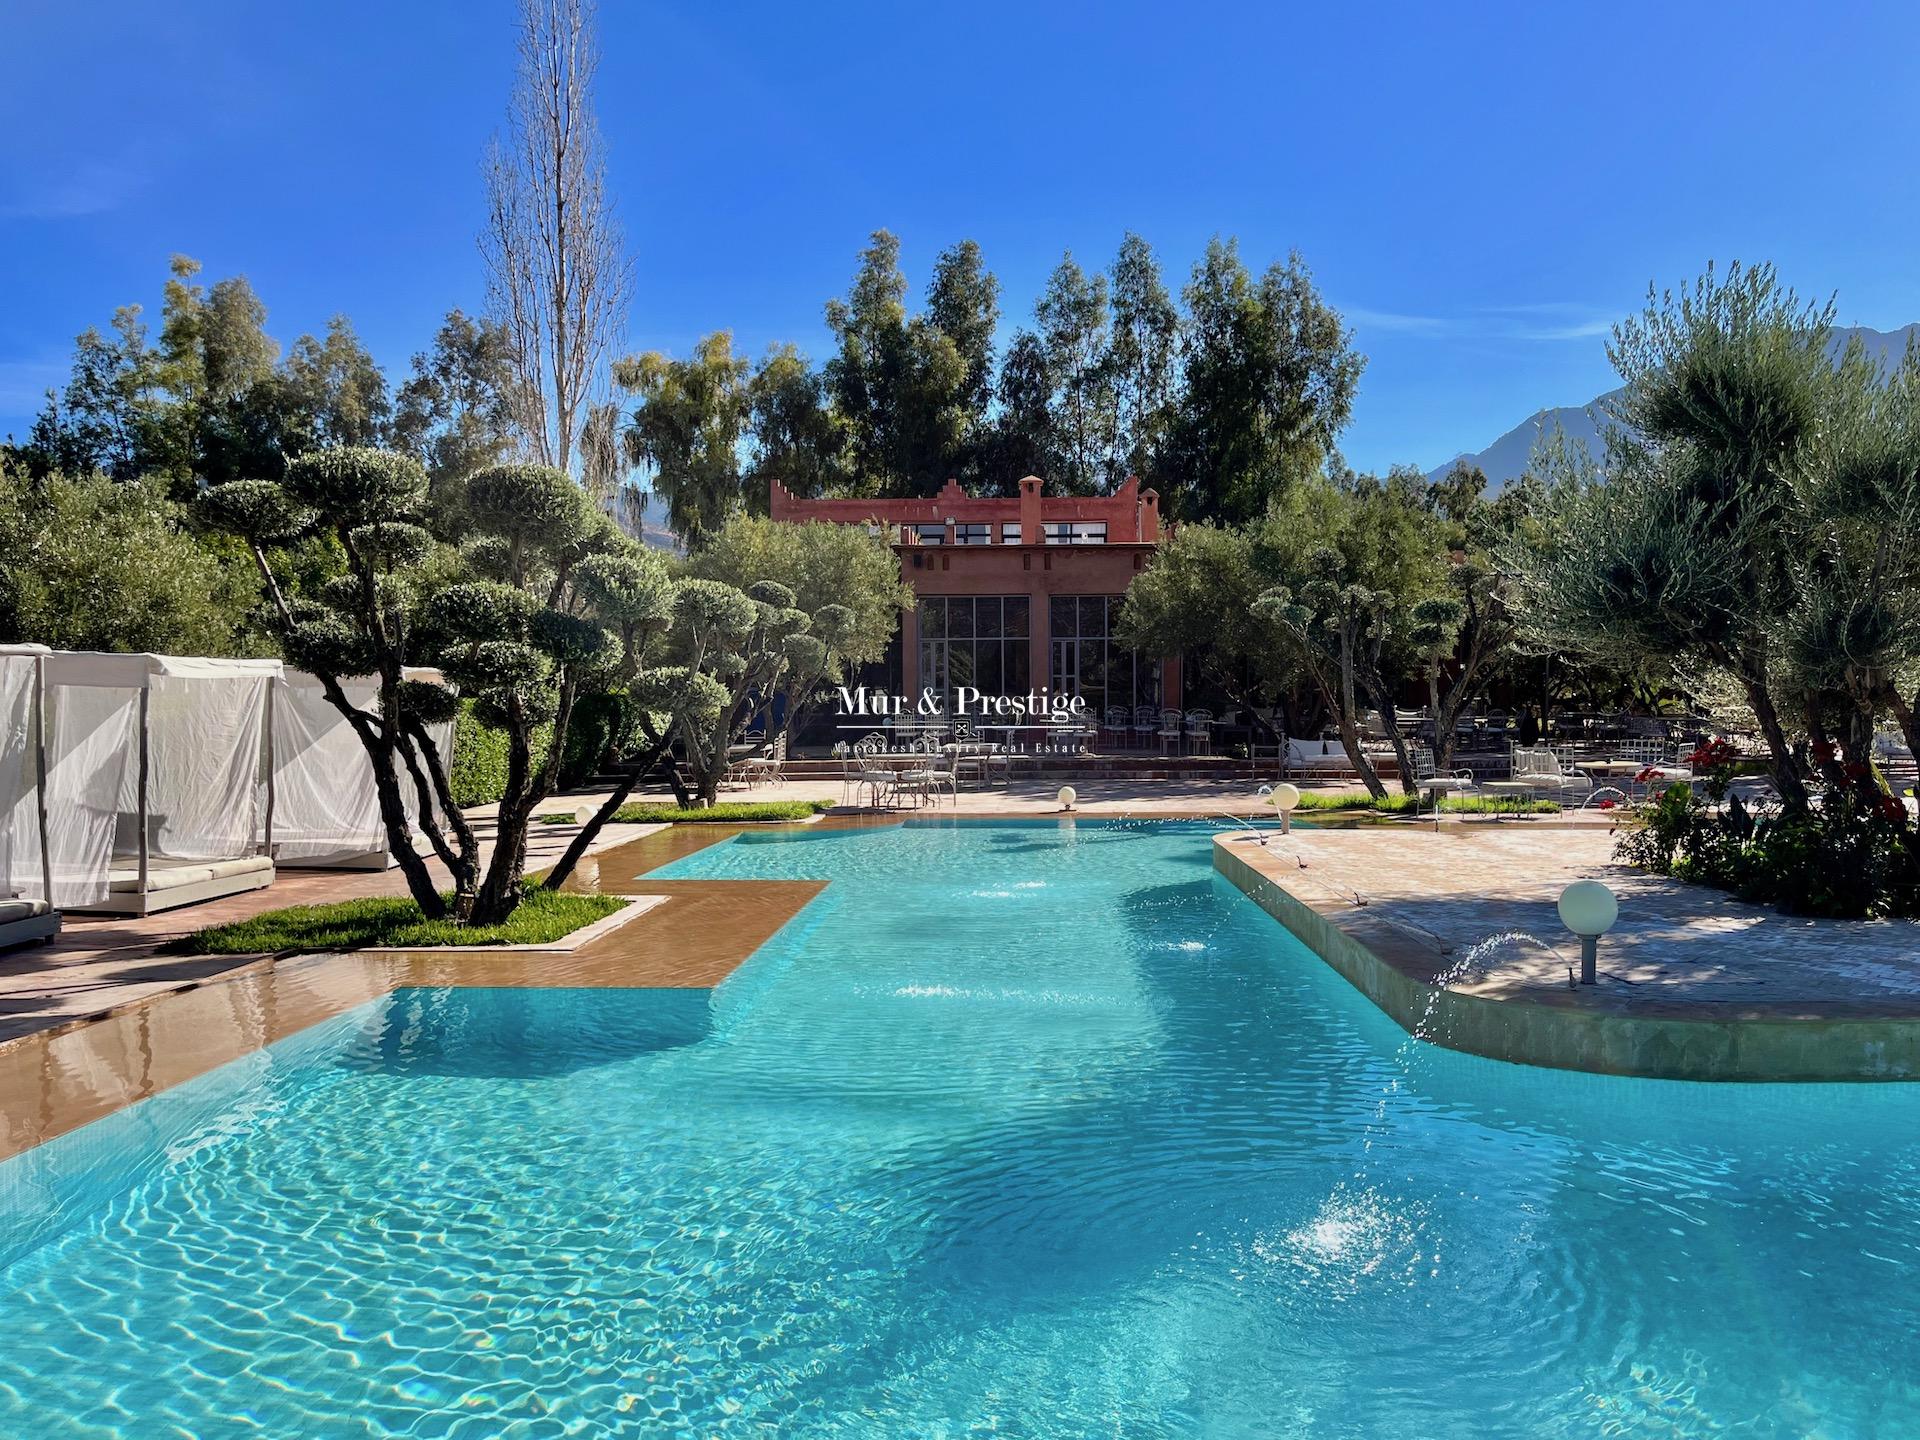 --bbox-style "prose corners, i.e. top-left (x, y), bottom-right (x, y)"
top-left (4, 0), bottom-right (1918, 474)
